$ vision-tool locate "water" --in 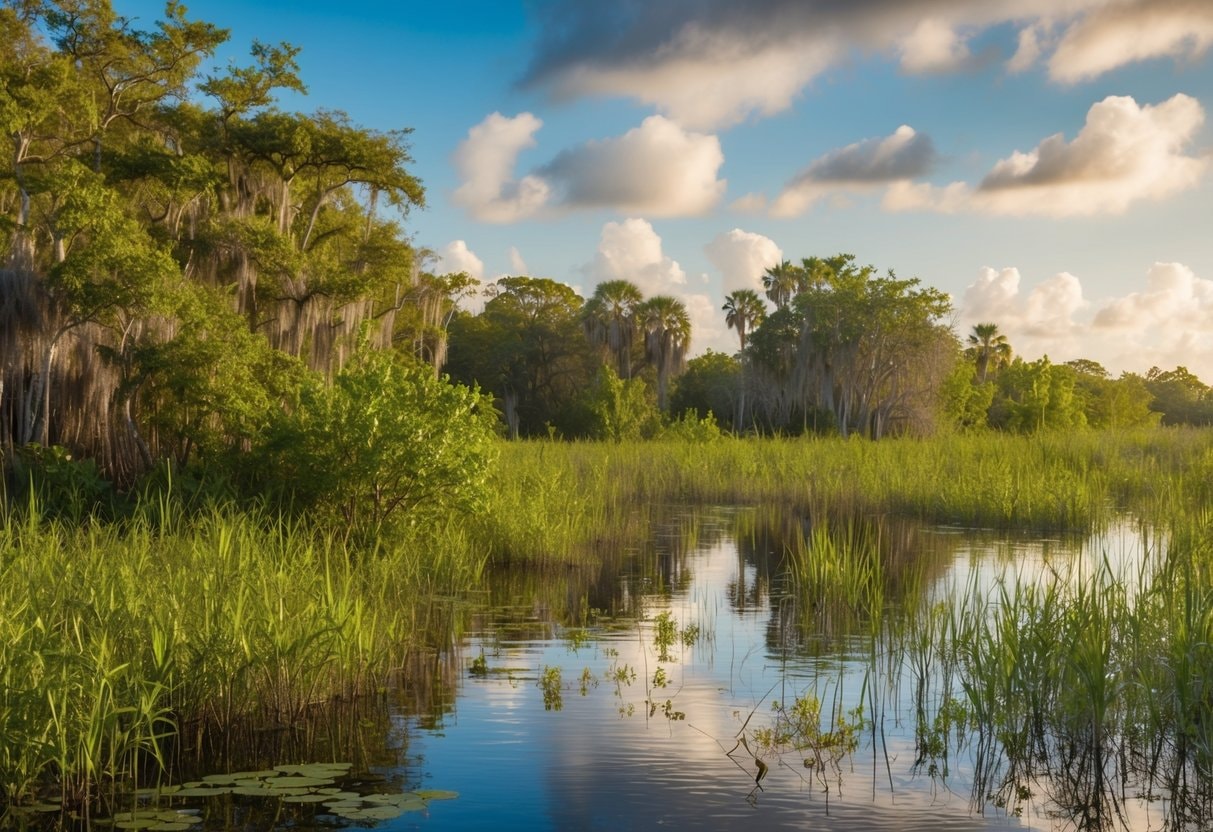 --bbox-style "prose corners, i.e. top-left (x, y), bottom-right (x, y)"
top-left (382, 512), bottom-right (1165, 831)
